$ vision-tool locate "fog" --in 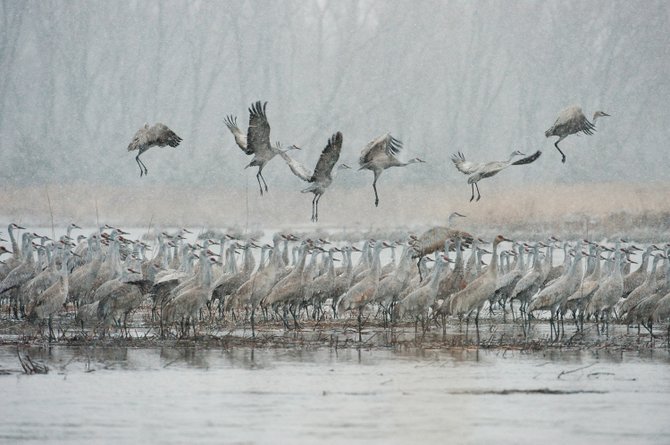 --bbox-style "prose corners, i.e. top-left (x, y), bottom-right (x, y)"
top-left (1, 0), bottom-right (669, 227)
